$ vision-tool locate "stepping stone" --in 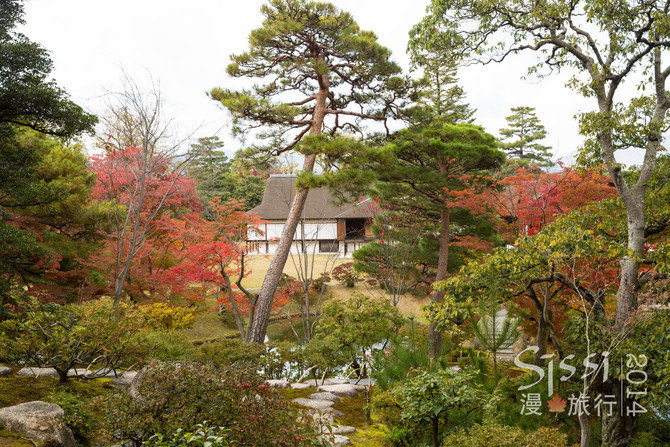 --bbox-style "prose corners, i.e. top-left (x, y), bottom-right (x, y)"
top-left (84, 368), bottom-right (118, 378)
top-left (309, 392), bottom-right (340, 402)
top-left (349, 377), bottom-right (374, 386)
top-left (322, 378), bottom-right (350, 385)
top-left (16, 367), bottom-right (59, 379)
top-left (291, 382), bottom-right (312, 390)
top-left (110, 370), bottom-right (138, 388)
top-left (0, 366), bottom-right (12, 377)
top-left (317, 384), bottom-right (360, 397)
top-left (292, 398), bottom-right (334, 410)
top-left (66, 368), bottom-right (88, 377)
top-left (266, 379), bottom-right (290, 388)
top-left (332, 434), bottom-right (351, 446)
top-left (333, 425), bottom-right (356, 435)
